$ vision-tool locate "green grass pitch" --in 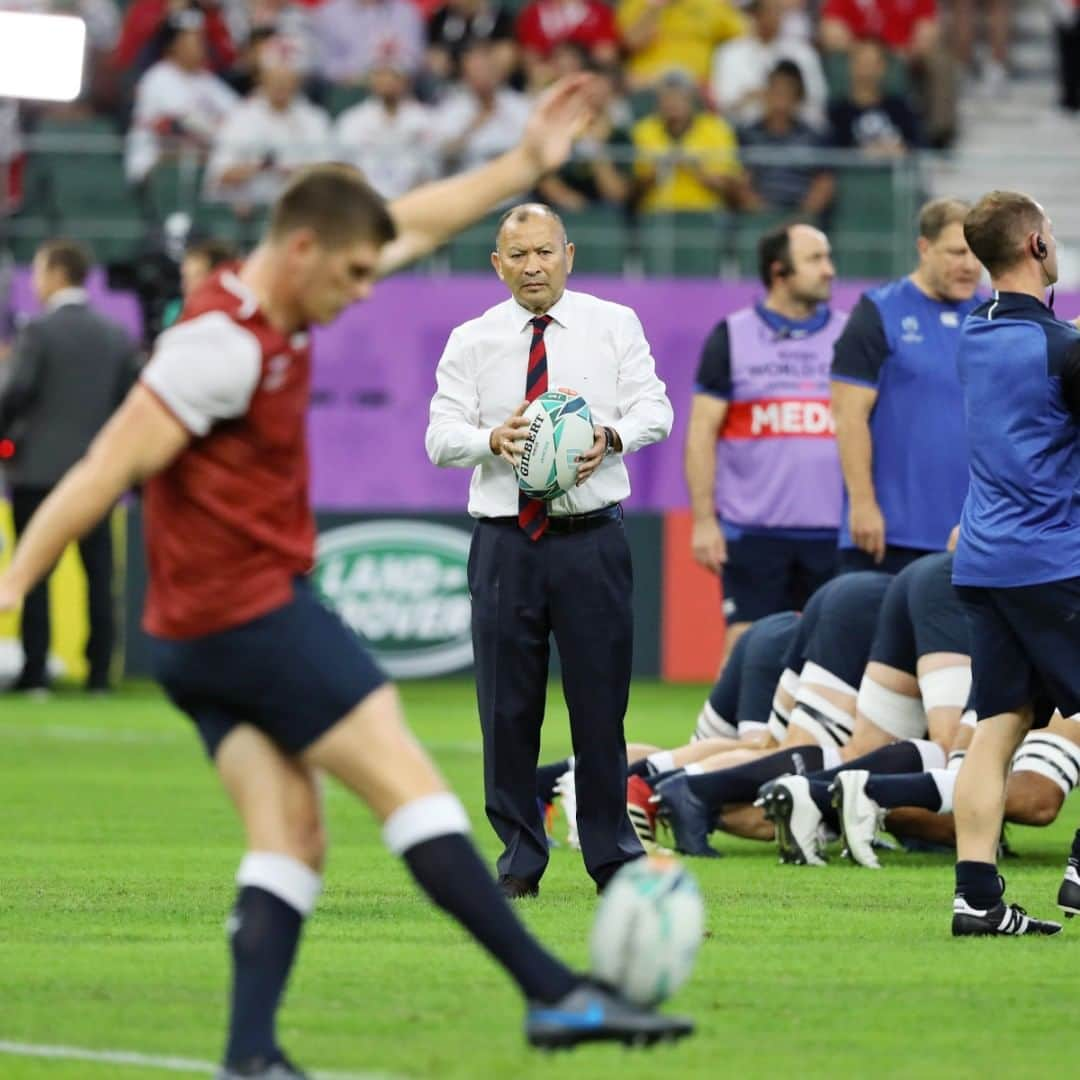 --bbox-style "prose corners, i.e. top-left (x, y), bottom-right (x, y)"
top-left (3, 679), bottom-right (1079, 1079)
